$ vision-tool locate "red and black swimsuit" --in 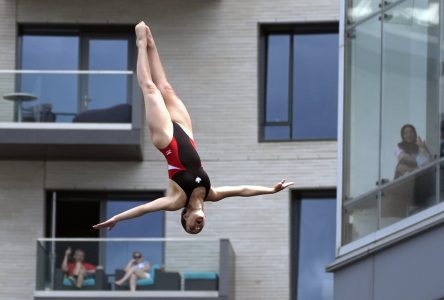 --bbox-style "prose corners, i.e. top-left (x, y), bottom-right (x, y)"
top-left (159, 122), bottom-right (211, 205)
